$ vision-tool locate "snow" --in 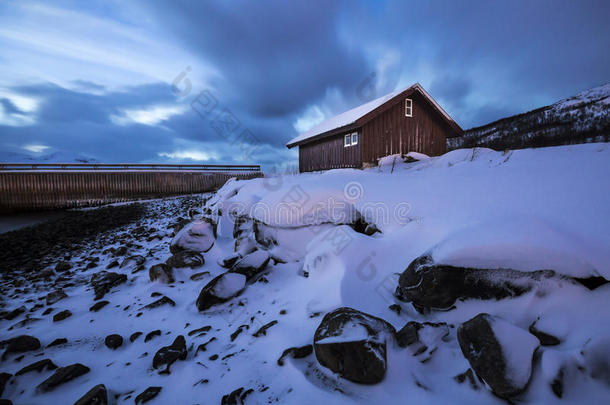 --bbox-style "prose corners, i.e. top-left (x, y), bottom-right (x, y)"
top-left (2, 143), bottom-right (610, 404)
top-left (488, 315), bottom-right (540, 388)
